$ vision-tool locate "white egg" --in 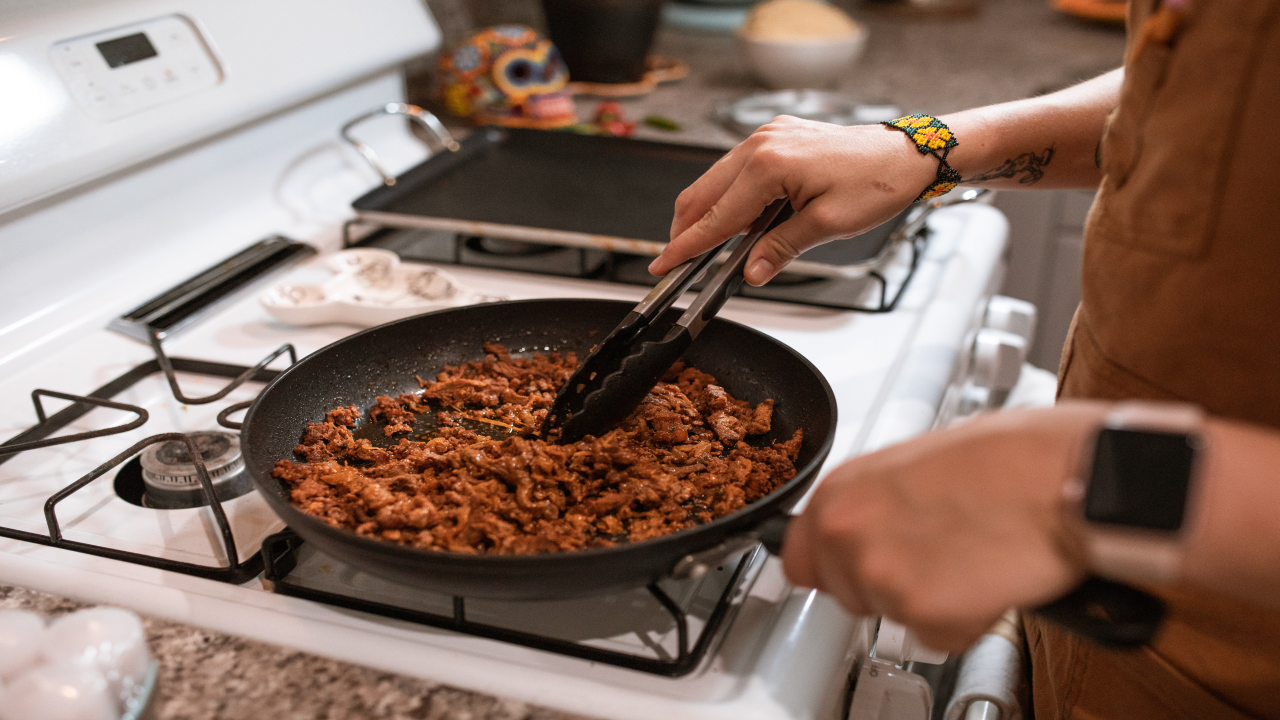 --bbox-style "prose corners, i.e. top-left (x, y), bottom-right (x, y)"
top-left (0, 664), bottom-right (116, 720)
top-left (42, 608), bottom-right (150, 698)
top-left (0, 610), bottom-right (46, 680)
